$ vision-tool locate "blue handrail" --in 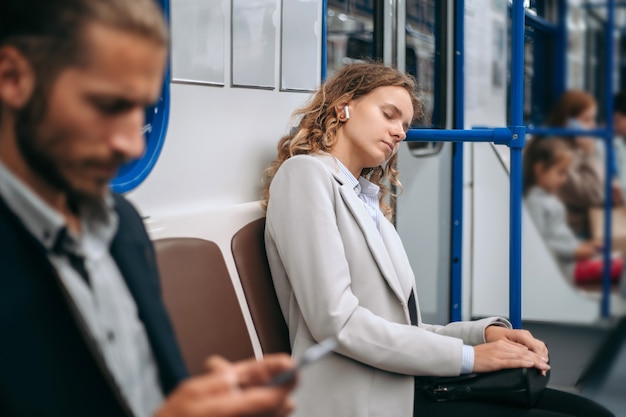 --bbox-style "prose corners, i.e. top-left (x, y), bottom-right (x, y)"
top-left (601, 0), bottom-right (616, 318)
top-left (406, 128), bottom-right (513, 143)
top-left (321, 0), bottom-right (328, 82)
top-left (530, 1), bottom-right (617, 318)
top-left (509, 0), bottom-right (526, 329)
top-left (407, 0), bottom-right (527, 329)
top-left (409, 0), bottom-right (618, 325)
top-left (450, 0), bottom-right (465, 323)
